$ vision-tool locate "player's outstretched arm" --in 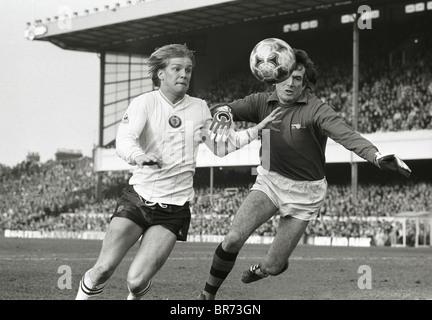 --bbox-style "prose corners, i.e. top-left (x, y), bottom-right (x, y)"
top-left (374, 152), bottom-right (411, 177)
top-left (204, 107), bottom-right (282, 157)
